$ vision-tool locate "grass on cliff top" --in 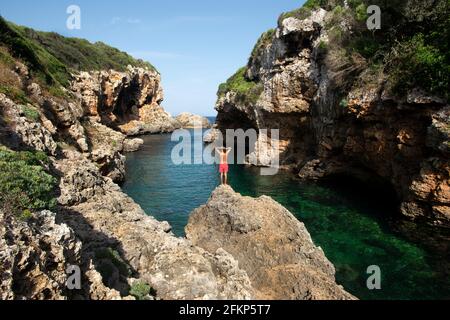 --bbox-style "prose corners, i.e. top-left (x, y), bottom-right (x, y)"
top-left (0, 146), bottom-right (57, 217)
top-left (17, 25), bottom-right (157, 73)
top-left (274, 0), bottom-right (450, 101)
top-left (217, 67), bottom-right (263, 106)
top-left (249, 29), bottom-right (275, 64)
top-left (277, 0), bottom-right (328, 26)
top-left (0, 15), bottom-right (157, 93)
